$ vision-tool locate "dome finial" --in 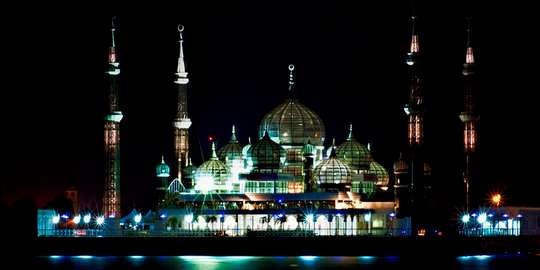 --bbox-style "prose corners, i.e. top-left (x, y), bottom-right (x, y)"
top-left (211, 141), bottom-right (218, 160)
top-left (161, 155), bottom-right (166, 163)
top-left (288, 64), bottom-right (295, 98)
top-left (406, 16), bottom-right (419, 66)
top-left (347, 124), bottom-right (354, 141)
top-left (175, 24), bottom-right (189, 84)
top-left (248, 136), bottom-right (252, 144)
top-left (230, 125), bottom-right (238, 142)
top-left (367, 142), bottom-right (372, 152)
